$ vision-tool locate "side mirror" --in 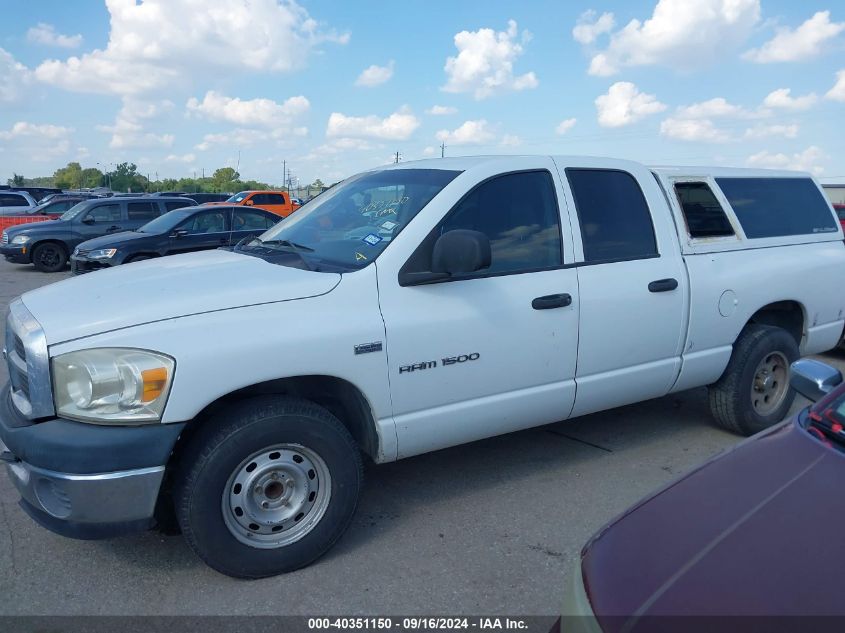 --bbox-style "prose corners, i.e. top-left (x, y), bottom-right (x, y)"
top-left (81, 216), bottom-right (95, 225)
top-left (171, 229), bottom-right (189, 238)
top-left (432, 229), bottom-right (491, 275)
top-left (790, 359), bottom-right (843, 402)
